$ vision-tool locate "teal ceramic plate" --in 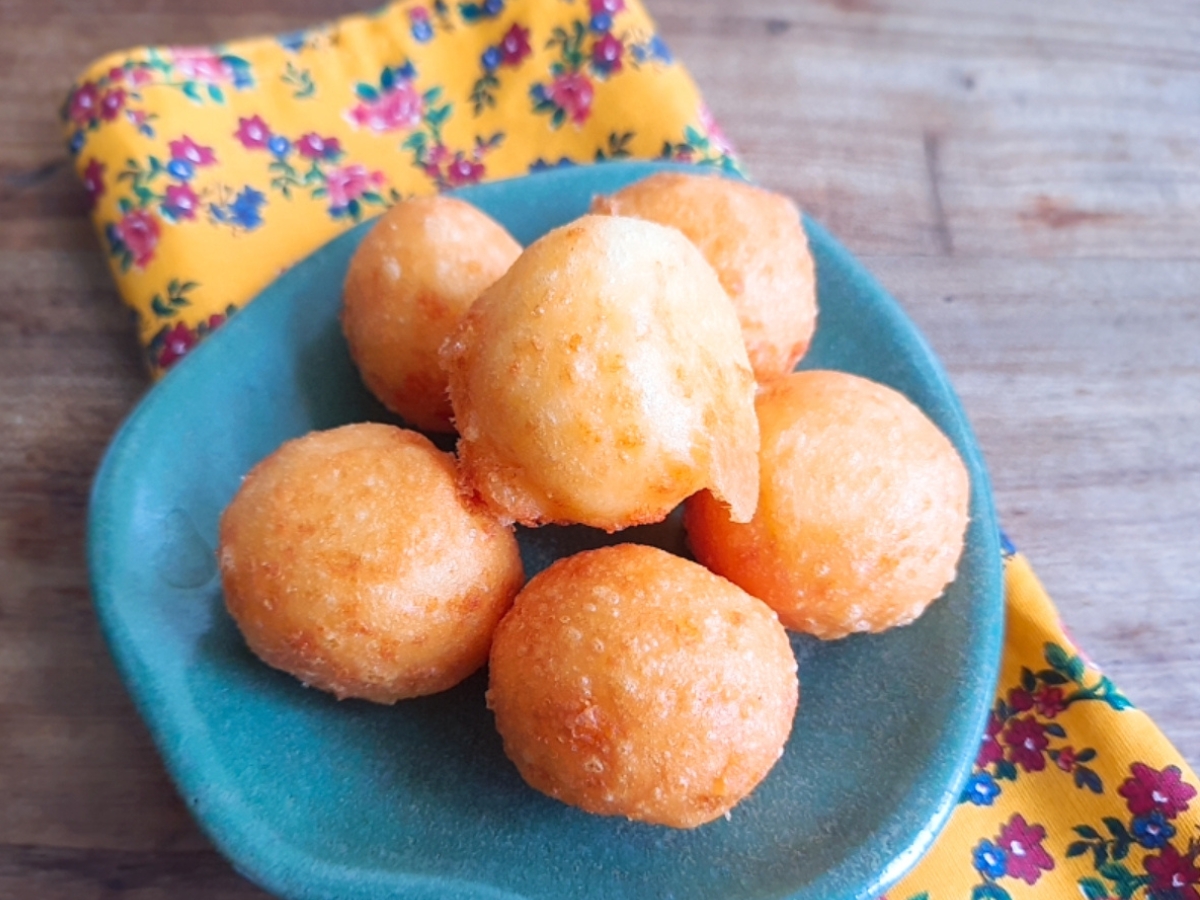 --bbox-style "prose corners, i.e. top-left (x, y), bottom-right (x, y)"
top-left (88, 161), bottom-right (1003, 900)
